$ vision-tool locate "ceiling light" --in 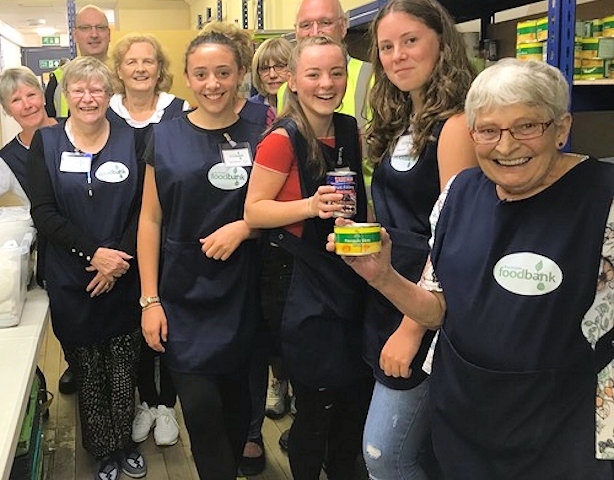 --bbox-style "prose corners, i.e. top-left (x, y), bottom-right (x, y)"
top-left (36, 27), bottom-right (56, 36)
